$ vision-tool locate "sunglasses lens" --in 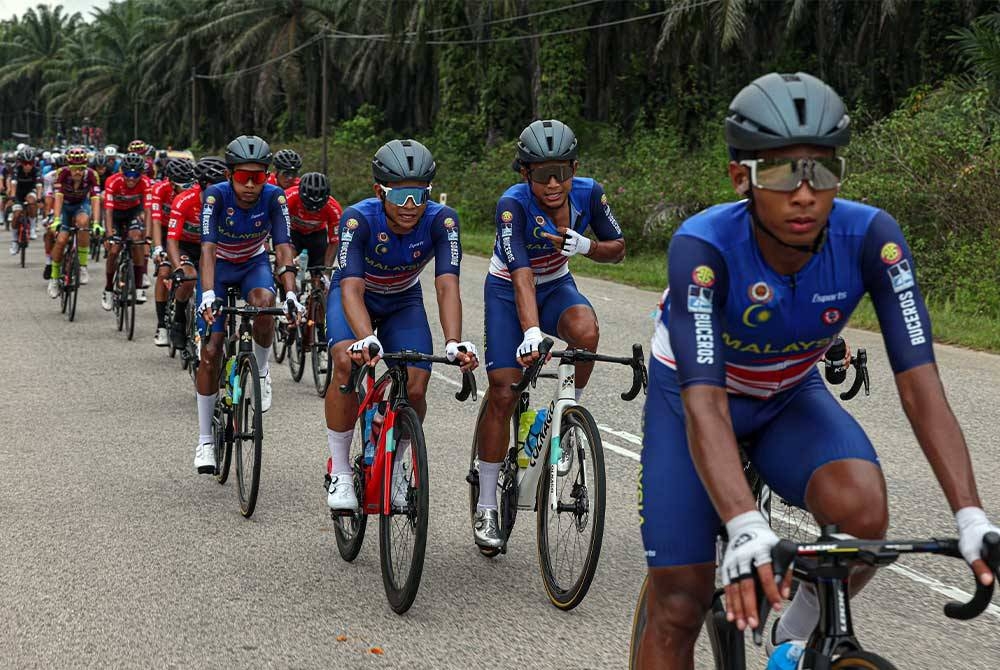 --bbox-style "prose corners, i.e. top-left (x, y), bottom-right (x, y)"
top-left (124, 171), bottom-right (140, 178)
top-left (809, 158), bottom-right (843, 190)
top-left (530, 165), bottom-right (573, 184)
top-left (385, 187), bottom-right (429, 206)
top-left (751, 158), bottom-right (843, 191)
top-left (234, 170), bottom-right (266, 185)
